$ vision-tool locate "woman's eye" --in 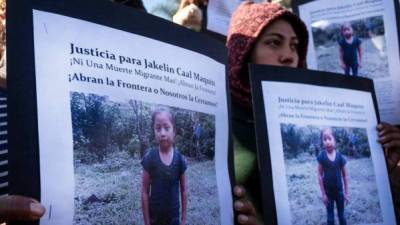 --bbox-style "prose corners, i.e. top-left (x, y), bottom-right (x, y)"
top-left (265, 39), bottom-right (281, 47)
top-left (290, 43), bottom-right (299, 51)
